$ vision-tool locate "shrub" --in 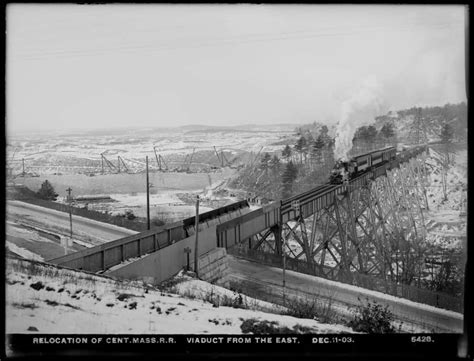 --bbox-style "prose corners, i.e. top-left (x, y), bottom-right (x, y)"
top-left (158, 275), bottom-right (190, 291)
top-left (240, 318), bottom-right (315, 334)
top-left (203, 288), bottom-right (248, 309)
top-left (347, 298), bottom-right (397, 333)
top-left (241, 319), bottom-right (292, 334)
top-left (124, 210), bottom-right (136, 220)
top-left (283, 296), bottom-right (335, 324)
top-left (219, 293), bottom-right (247, 309)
